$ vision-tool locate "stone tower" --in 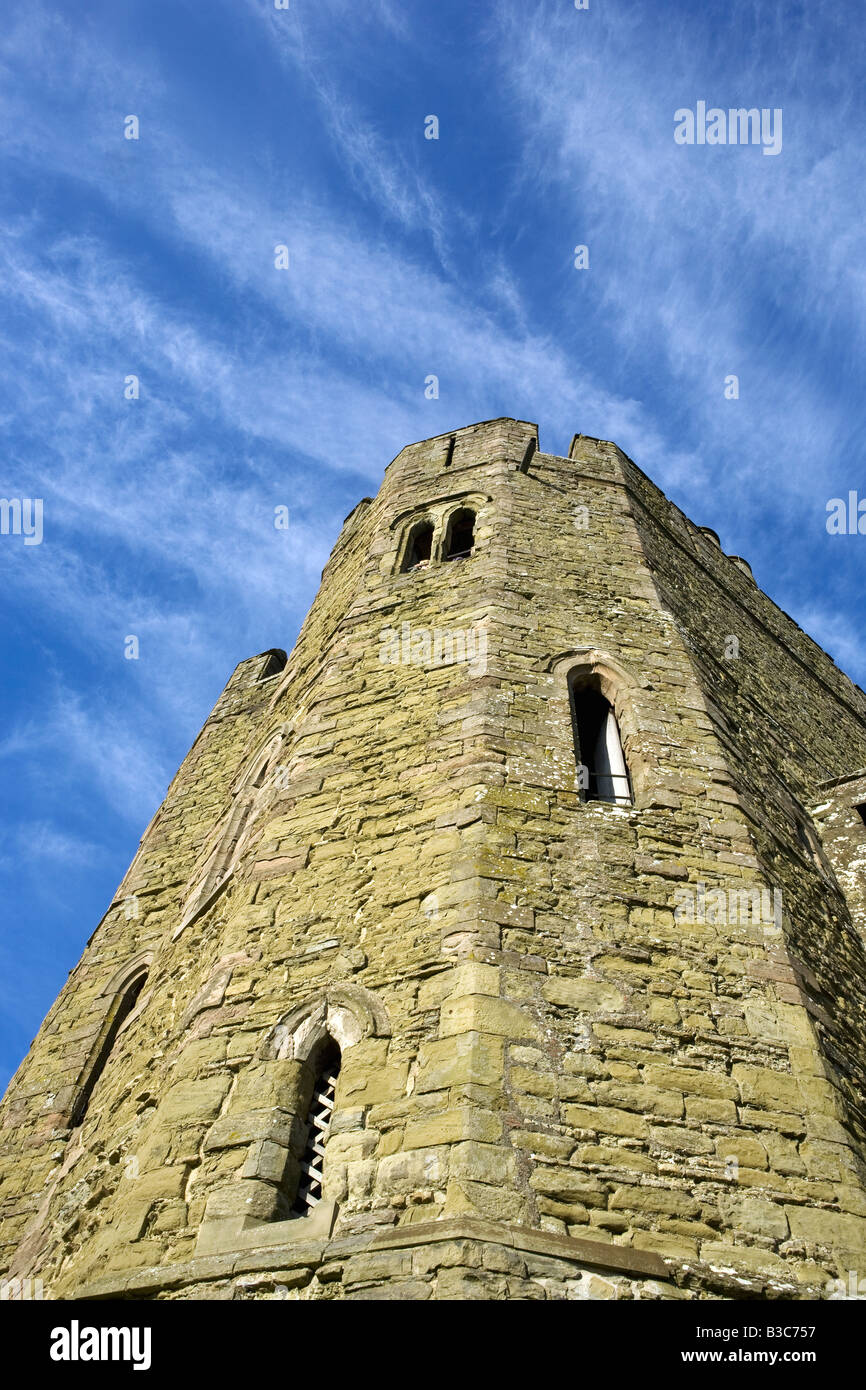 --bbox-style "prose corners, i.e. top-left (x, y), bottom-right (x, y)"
top-left (2, 417), bottom-right (866, 1302)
